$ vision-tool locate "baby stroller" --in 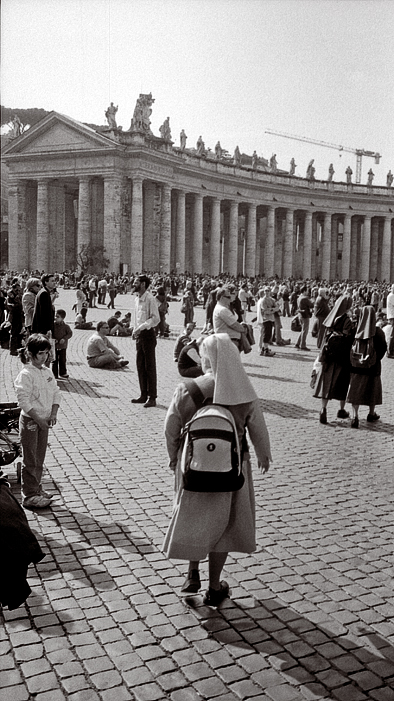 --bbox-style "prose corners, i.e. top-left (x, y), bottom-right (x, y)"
top-left (0, 403), bottom-right (22, 481)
